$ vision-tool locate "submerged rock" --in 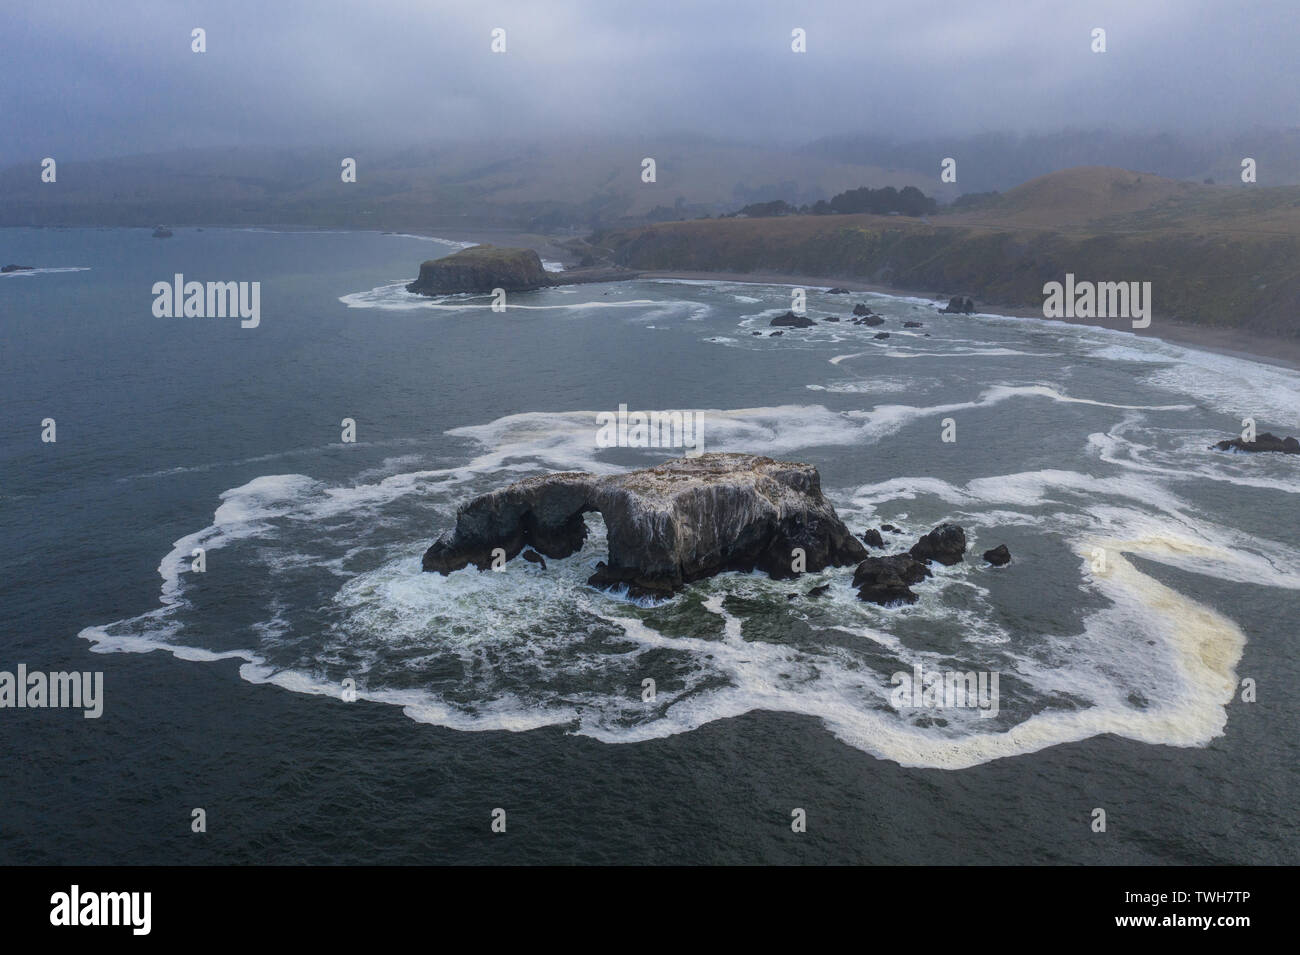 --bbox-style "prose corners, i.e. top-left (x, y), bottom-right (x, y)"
top-left (1213, 432), bottom-right (1300, 454)
top-left (770, 311), bottom-right (817, 328)
top-left (903, 321), bottom-right (924, 328)
top-left (422, 452), bottom-right (867, 599)
top-left (909, 523), bottom-right (967, 565)
top-left (983, 543), bottom-right (1011, 566)
top-left (874, 332), bottom-right (890, 339)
